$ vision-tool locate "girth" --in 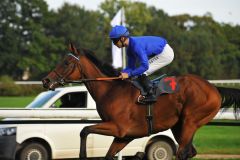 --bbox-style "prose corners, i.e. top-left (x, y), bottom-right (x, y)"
top-left (146, 104), bottom-right (154, 136)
